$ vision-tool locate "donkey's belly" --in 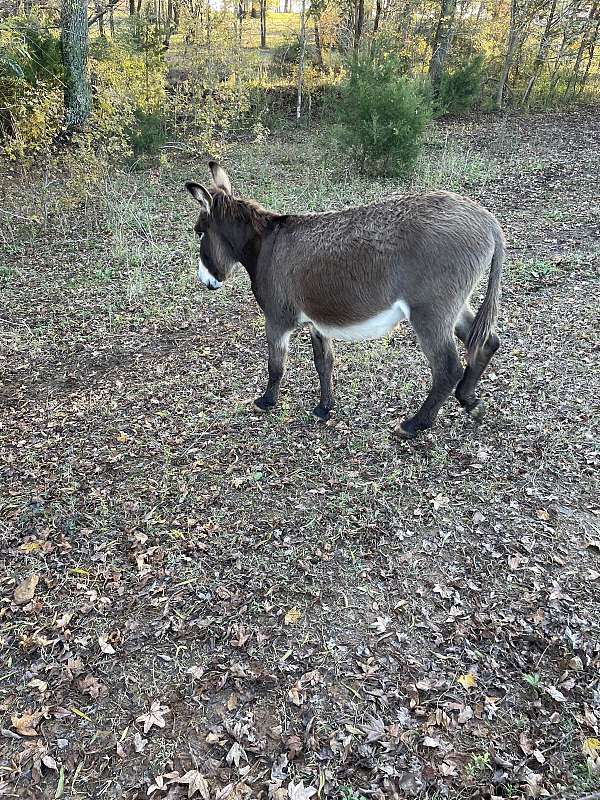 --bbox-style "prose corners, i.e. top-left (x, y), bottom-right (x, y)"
top-left (299, 299), bottom-right (410, 342)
